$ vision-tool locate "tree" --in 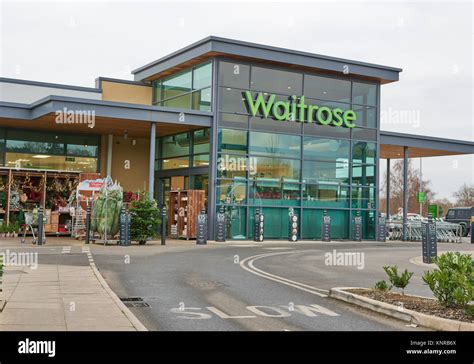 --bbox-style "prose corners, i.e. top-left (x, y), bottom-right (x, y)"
top-left (453, 183), bottom-right (474, 206)
top-left (380, 159), bottom-right (435, 216)
top-left (129, 191), bottom-right (161, 244)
